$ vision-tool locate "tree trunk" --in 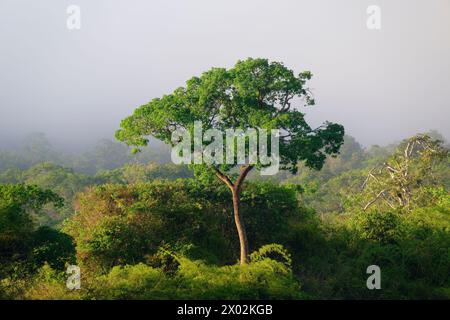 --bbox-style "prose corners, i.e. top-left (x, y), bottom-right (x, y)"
top-left (231, 186), bottom-right (249, 265)
top-left (213, 165), bottom-right (253, 265)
